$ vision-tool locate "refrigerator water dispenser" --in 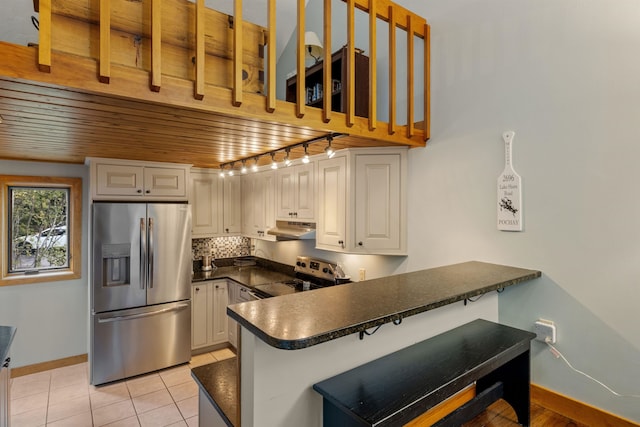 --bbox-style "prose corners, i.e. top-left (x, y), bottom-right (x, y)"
top-left (102, 243), bottom-right (131, 287)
